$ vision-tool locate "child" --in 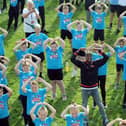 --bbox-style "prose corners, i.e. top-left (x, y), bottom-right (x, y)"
top-left (13, 39), bottom-right (36, 61)
top-left (15, 58), bottom-right (37, 126)
top-left (120, 11), bottom-right (126, 37)
top-left (30, 102), bottom-right (56, 126)
top-left (67, 19), bottom-right (92, 77)
top-left (89, 2), bottom-right (108, 44)
top-left (27, 24), bottom-right (48, 77)
top-left (55, 2), bottom-right (76, 43)
top-left (7, 0), bottom-right (19, 31)
top-left (89, 43), bottom-right (115, 107)
top-left (119, 51), bottom-right (126, 109)
top-left (0, 27), bottom-right (8, 56)
top-left (0, 84), bottom-right (12, 126)
top-left (114, 37), bottom-right (126, 89)
top-left (61, 103), bottom-right (89, 126)
top-left (44, 37), bottom-right (67, 100)
top-left (22, 77), bottom-right (52, 126)
top-left (107, 118), bottom-right (126, 126)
